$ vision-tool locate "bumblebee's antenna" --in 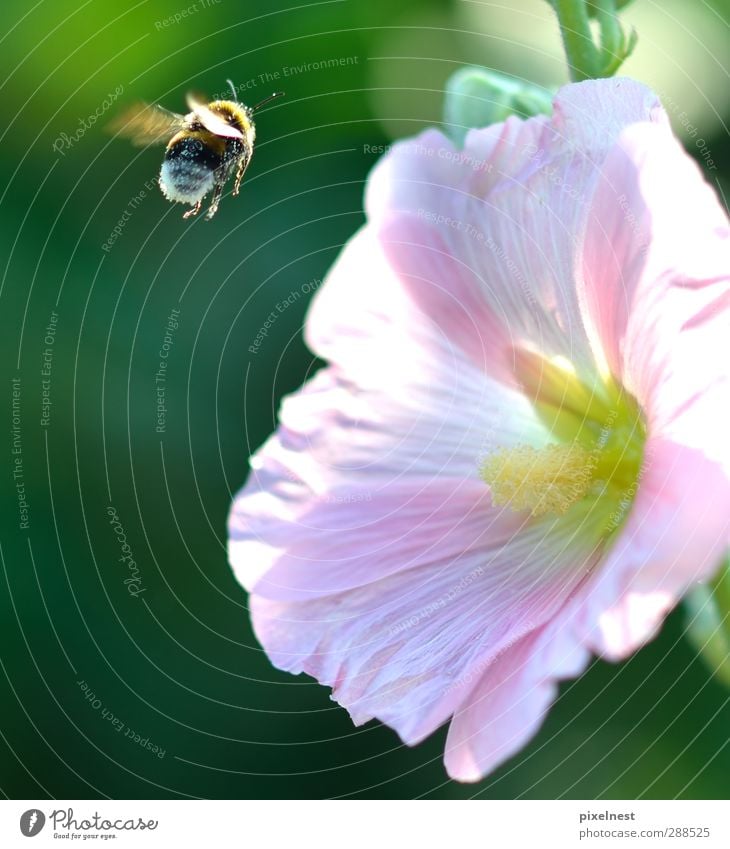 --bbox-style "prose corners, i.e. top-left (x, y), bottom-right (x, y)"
top-left (252, 91), bottom-right (285, 112)
top-left (226, 79), bottom-right (238, 101)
